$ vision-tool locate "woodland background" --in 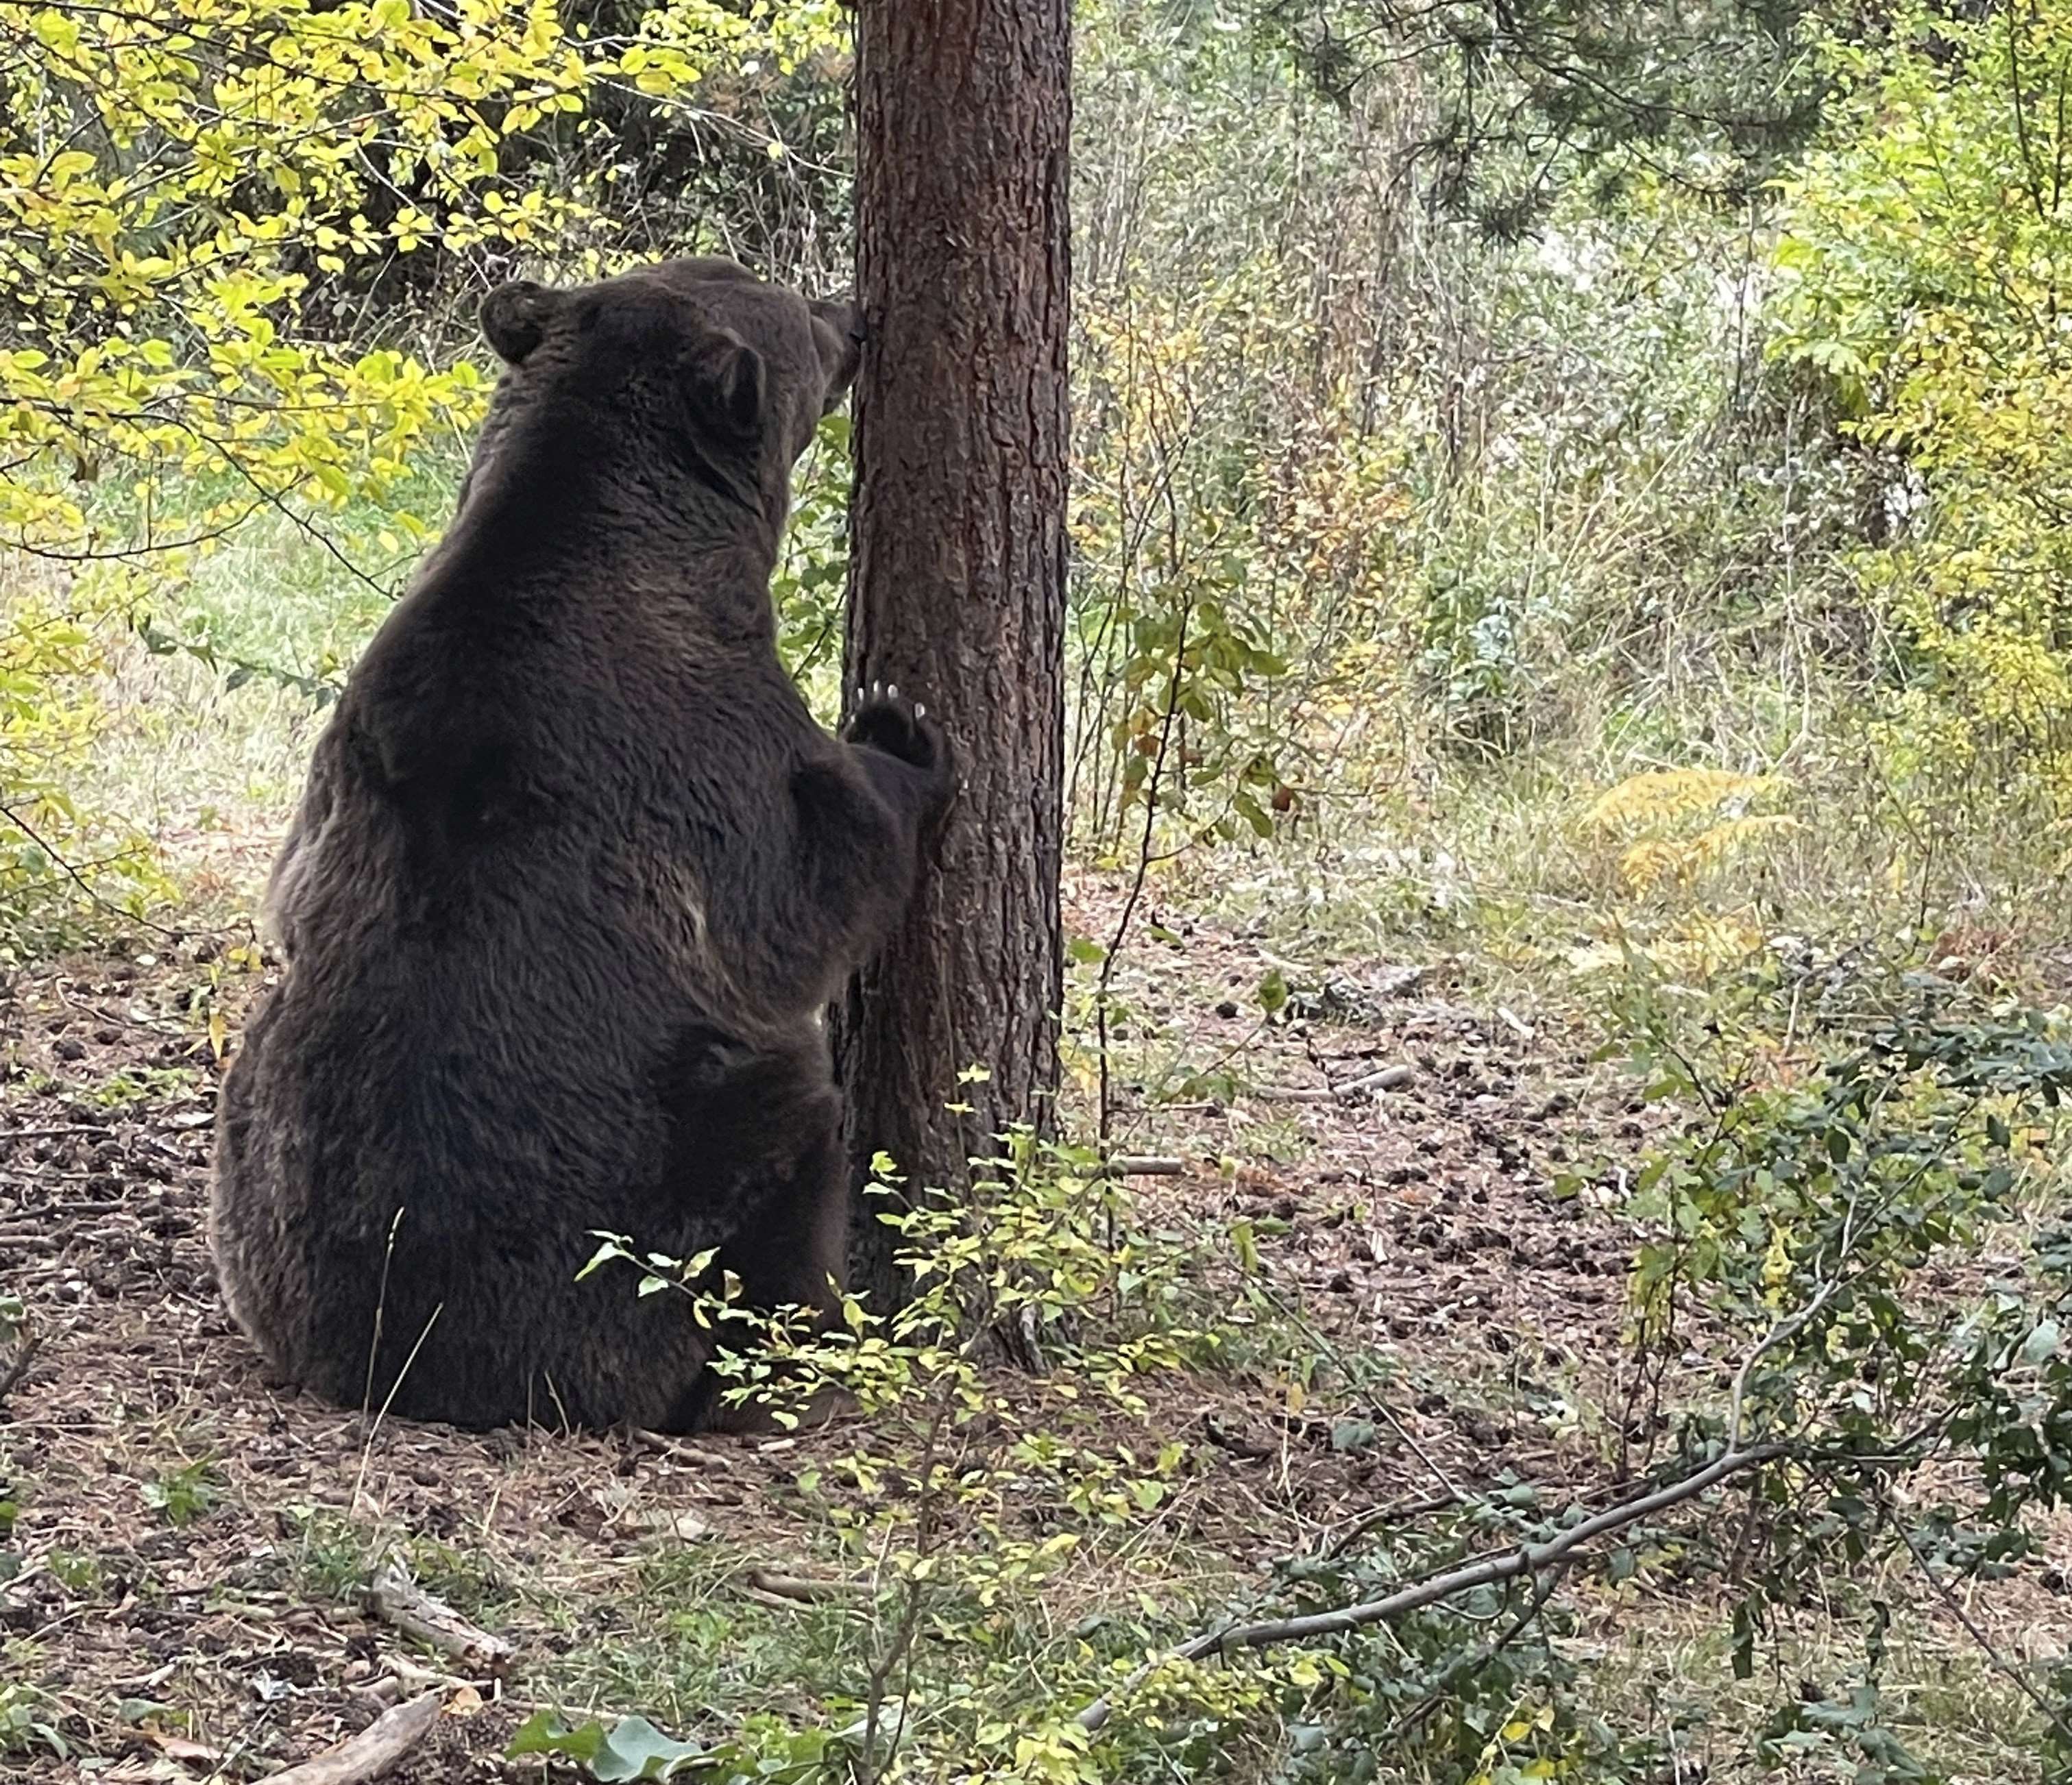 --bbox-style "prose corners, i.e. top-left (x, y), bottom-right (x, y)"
top-left (5, 2), bottom-right (2072, 1782)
